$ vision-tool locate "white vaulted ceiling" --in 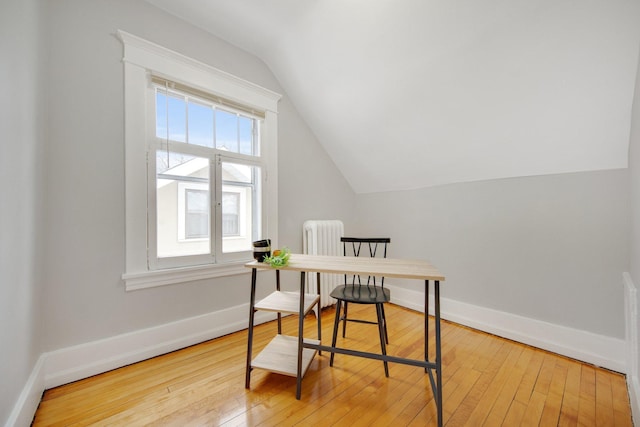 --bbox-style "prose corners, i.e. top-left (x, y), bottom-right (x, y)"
top-left (147, 0), bottom-right (640, 193)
